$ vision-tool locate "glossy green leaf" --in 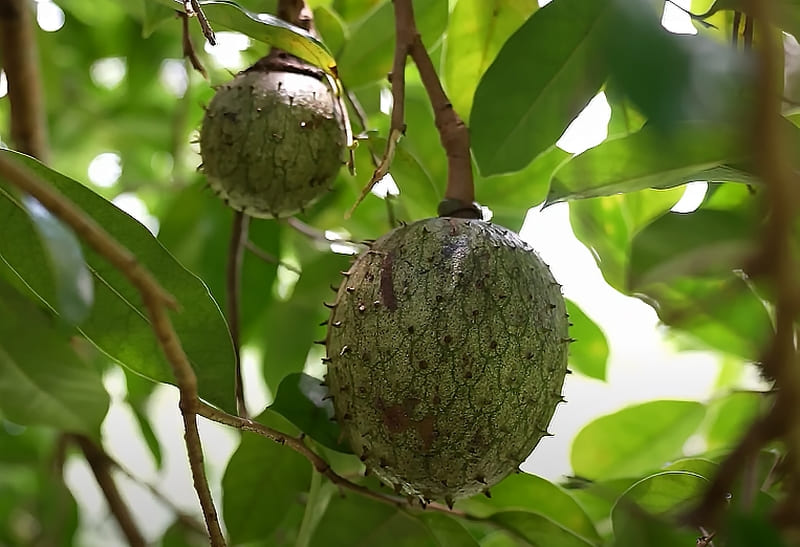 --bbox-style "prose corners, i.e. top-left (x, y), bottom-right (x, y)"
top-left (568, 188), bottom-right (684, 292)
top-left (0, 150), bottom-right (236, 413)
top-left (613, 471), bottom-right (707, 516)
top-left (149, 0), bottom-right (336, 71)
top-left (470, 0), bottom-right (613, 176)
top-left (661, 457), bottom-right (718, 480)
top-left (489, 511), bottom-right (595, 547)
top-left (571, 400), bottom-right (706, 481)
top-left (21, 195), bottom-right (94, 324)
top-left (548, 123), bottom-right (749, 203)
top-left (222, 412), bottom-right (311, 543)
top-left (269, 372), bottom-right (351, 453)
top-left (564, 300), bottom-right (608, 381)
top-left (629, 209), bottom-right (757, 289)
top-left (443, 0), bottom-right (538, 121)
top-left (457, 473), bottom-right (600, 543)
top-left (636, 275), bottom-right (773, 362)
top-left (0, 280), bottom-right (109, 436)
top-left (337, 0), bottom-right (448, 88)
